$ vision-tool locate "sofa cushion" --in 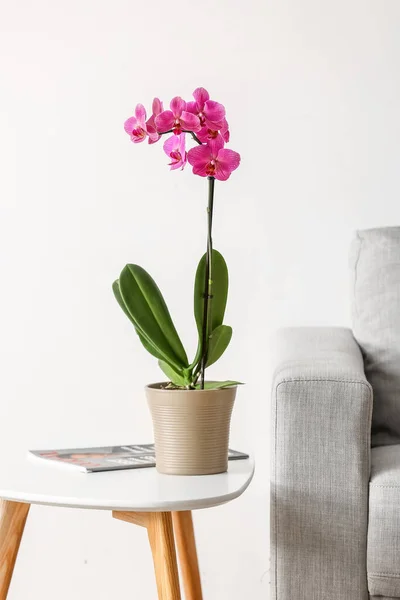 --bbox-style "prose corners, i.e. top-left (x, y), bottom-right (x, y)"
top-left (350, 227), bottom-right (400, 446)
top-left (368, 444), bottom-right (400, 597)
